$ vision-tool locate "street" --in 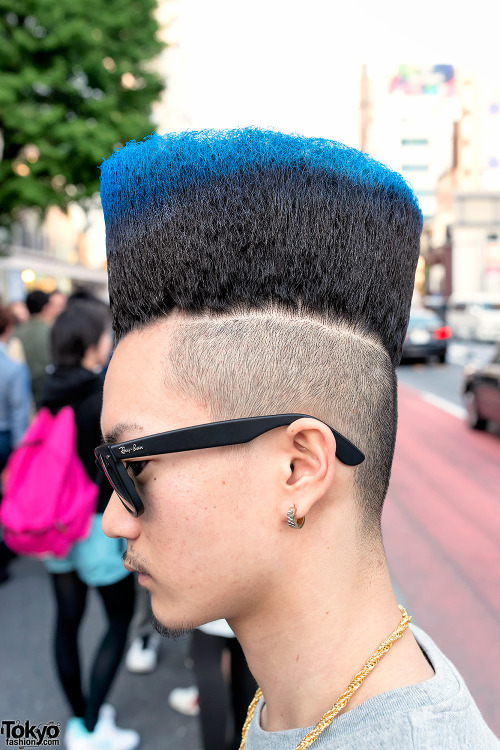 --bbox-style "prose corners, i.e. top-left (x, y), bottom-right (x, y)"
top-left (390, 341), bottom-right (500, 736)
top-left (397, 339), bottom-right (497, 411)
top-left (1, 342), bottom-right (499, 746)
top-left (0, 558), bottom-right (202, 750)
